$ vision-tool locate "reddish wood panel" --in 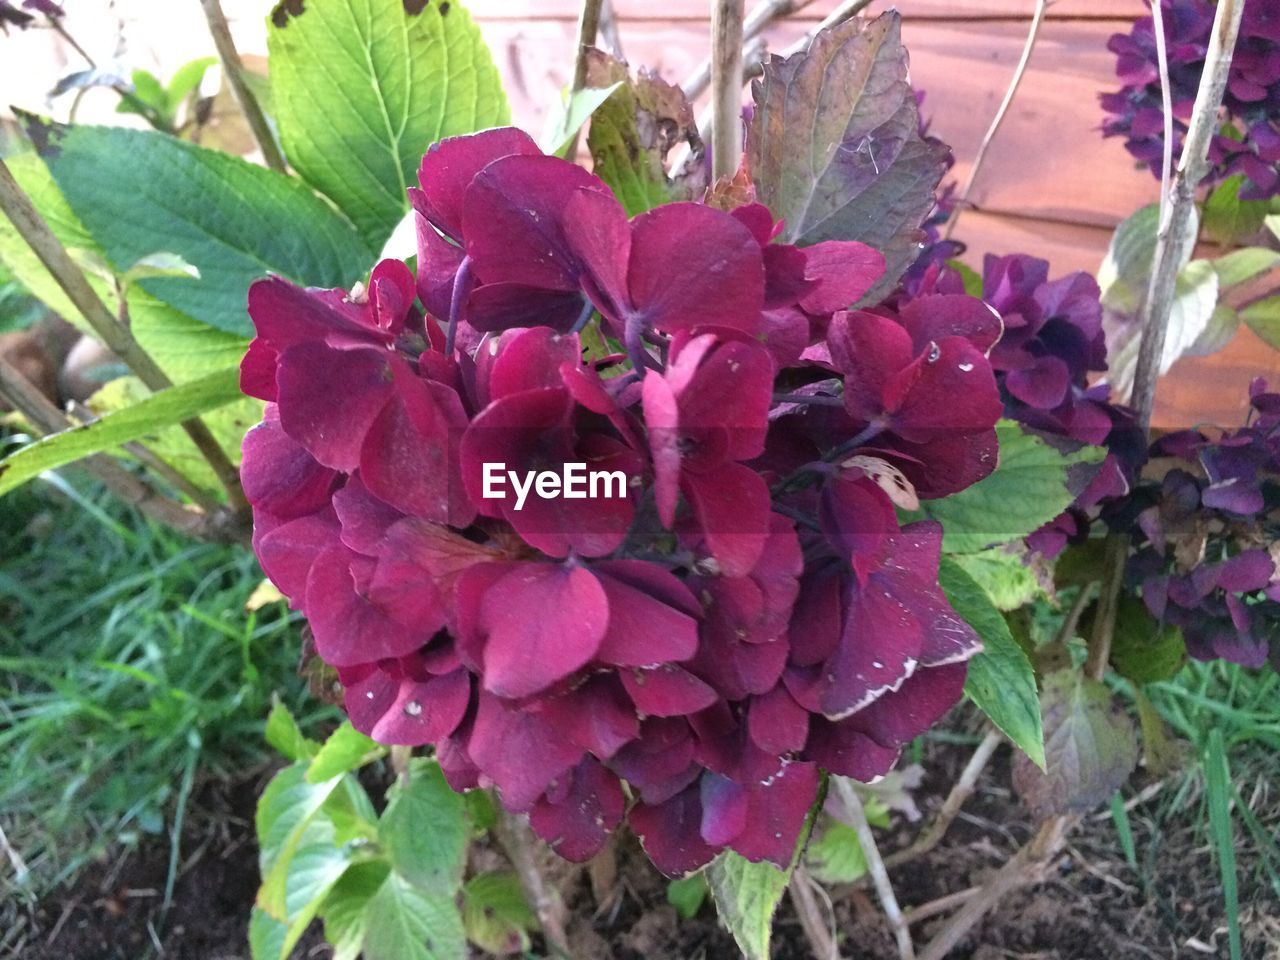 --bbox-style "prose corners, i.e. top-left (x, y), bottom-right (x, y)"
top-left (478, 18), bottom-right (1160, 230)
top-left (467, 0), bottom-right (1143, 23)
